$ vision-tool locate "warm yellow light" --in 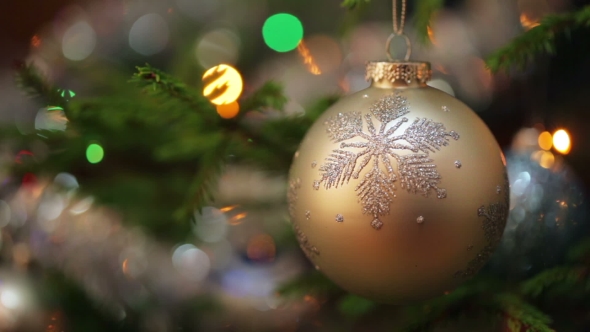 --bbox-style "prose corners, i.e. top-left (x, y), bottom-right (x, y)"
top-left (202, 64), bottom-right (243, 105)
top-left (427, 26), bottom-right (437, 45)
top-left (538, 131), bottom-right (552, 150)
top-left (297, 41), bottom-right (321, 75)
top-left (539, 151), bottom-right (555, 169)
top-left (229, 212), bottom-right (247, 225)
top-left (216, 101), bottom-right (240, 119)
top-left (553, 129), bottom-right (571, 154)
top-left (520, 13), bottom-right (540, 30)
top-left (531, 150), bottom-right (555, 169)
top-left (220, 205), bottom-right (239, 213)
